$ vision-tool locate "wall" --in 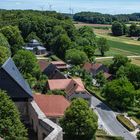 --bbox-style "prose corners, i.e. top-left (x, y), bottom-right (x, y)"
top-left (15, 102), bottom-right (28, 121)
top-left (28, 101), bottom-right (63, 140)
